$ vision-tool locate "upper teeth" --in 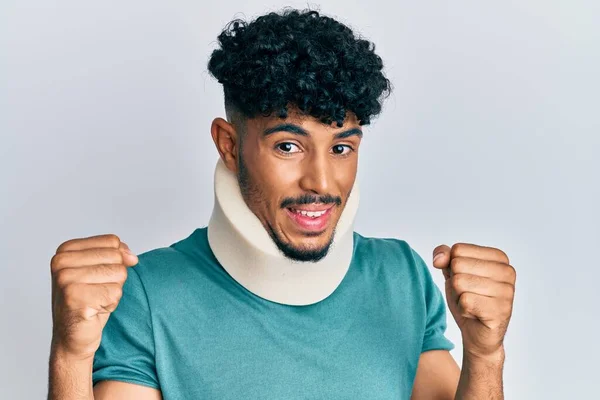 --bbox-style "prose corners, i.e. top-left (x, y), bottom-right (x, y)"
top-left (293, 209), bottom-right (327, 217)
